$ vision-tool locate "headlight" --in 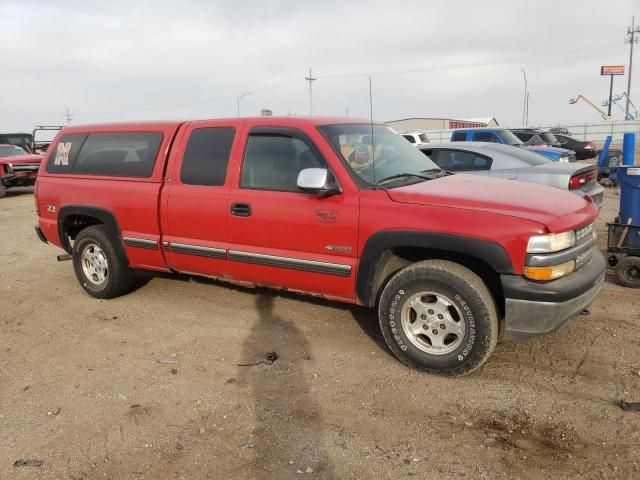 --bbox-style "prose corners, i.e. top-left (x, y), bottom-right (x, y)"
top-left (559, 156), bottom-right (570, 162)
top-left (524, 260), bottom-right (576, 281)
top-left (527, 231), bottom-right (576, 253)
top-left (5, 163), bottom-right (13, 173)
